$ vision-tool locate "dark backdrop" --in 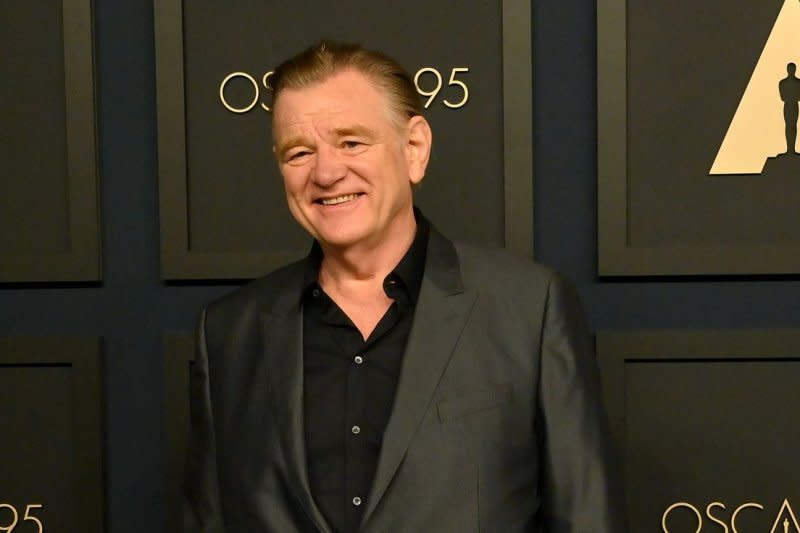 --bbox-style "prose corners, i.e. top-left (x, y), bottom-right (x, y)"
top-left (1, 1), bottom-right (799, 532)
